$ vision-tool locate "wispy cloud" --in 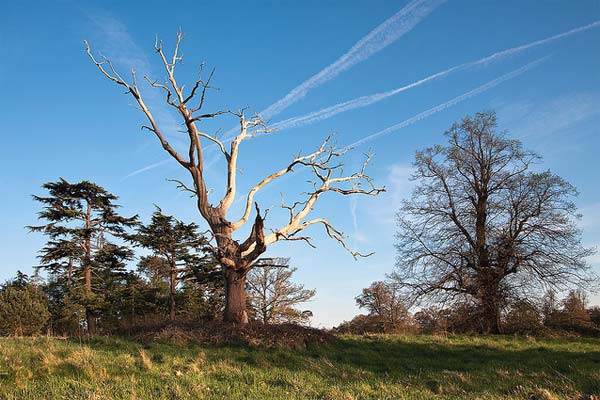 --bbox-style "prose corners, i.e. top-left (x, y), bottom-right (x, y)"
top-left (259, 0), bottom-right (446, 120)
top-left (349, 196), bottom-right (368, 243)
top-left (85, 12), bottom-right (151, 73)
top-left (271, 20), bottom-right (600, 131)
top-left (349, 196), bottom-right (358, 231)
top-left (369, 163), bottom-right (415, 225)
top-left (346, 58), bottom-right (546, 149)
top-left (498, 93), bottom-right (600, 139)
top-left (586, 252), bottom-right (600, 267)
top-left (579, 203), bottom-right (600, 233)
top-left (83, 9), bottom-right (189, 180)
